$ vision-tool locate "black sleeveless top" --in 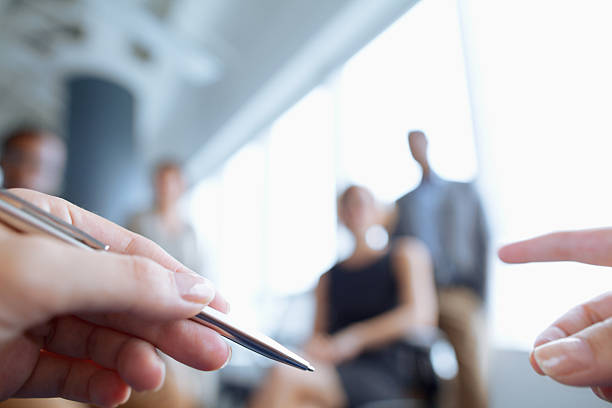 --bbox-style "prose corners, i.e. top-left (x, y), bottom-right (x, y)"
top-left (327, 252), bottom-right (398, 334)
top-left (327, 251), bottom-right (427, 406)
